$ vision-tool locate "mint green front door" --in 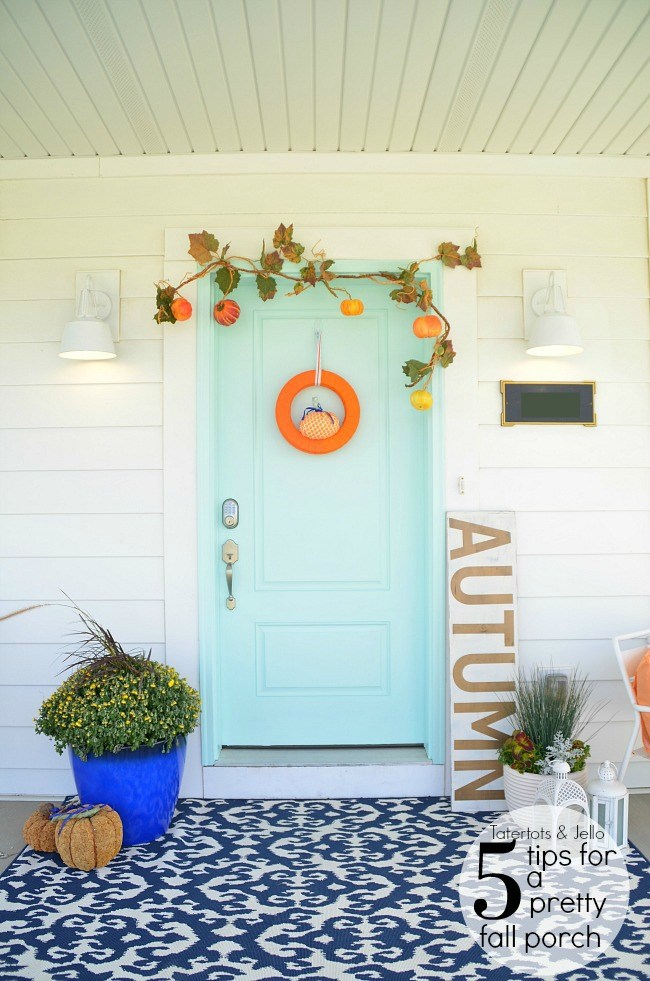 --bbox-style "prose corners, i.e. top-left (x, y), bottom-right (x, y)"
top-left (207, 265), bottom-right (439, 748)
